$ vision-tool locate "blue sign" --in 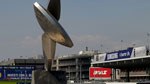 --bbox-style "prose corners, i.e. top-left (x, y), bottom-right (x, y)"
top-left (0, 66), bottom-right (44, 81)
top-left (105, 48), bottom-right (133, 61)
top-left (5, 69), bottom-right (32, 81)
